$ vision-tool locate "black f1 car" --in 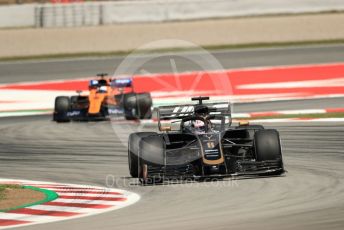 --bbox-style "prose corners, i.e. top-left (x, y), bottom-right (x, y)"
top-left (53, 73), bottom-right (152, 122)
top-left (128, 96), bottom-right (284, 184)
